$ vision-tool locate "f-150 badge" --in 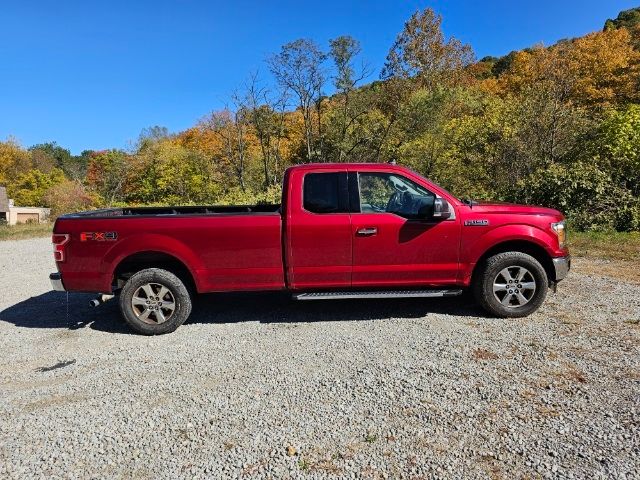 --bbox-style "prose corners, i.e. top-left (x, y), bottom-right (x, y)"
top-left (464, 219), bottom-right (489, 226)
